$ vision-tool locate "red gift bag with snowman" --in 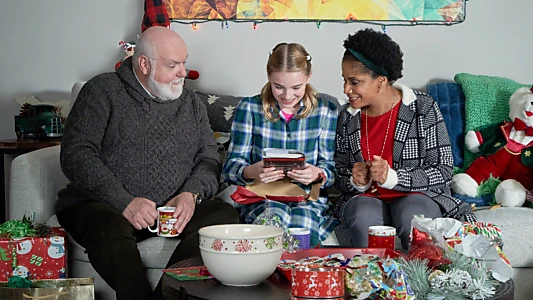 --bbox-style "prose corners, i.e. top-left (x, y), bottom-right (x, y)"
top-left (0, 227), bottom-right (67, 282)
